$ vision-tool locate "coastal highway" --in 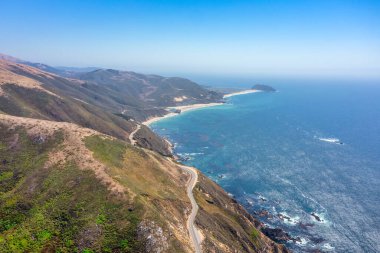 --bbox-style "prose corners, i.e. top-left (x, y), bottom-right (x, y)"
top-left (180, 165), bottom-right (202, 253)
top-left (131, 125), bottom-right (202, 252)
top-left (128, 124), bottom-right (141, 146)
